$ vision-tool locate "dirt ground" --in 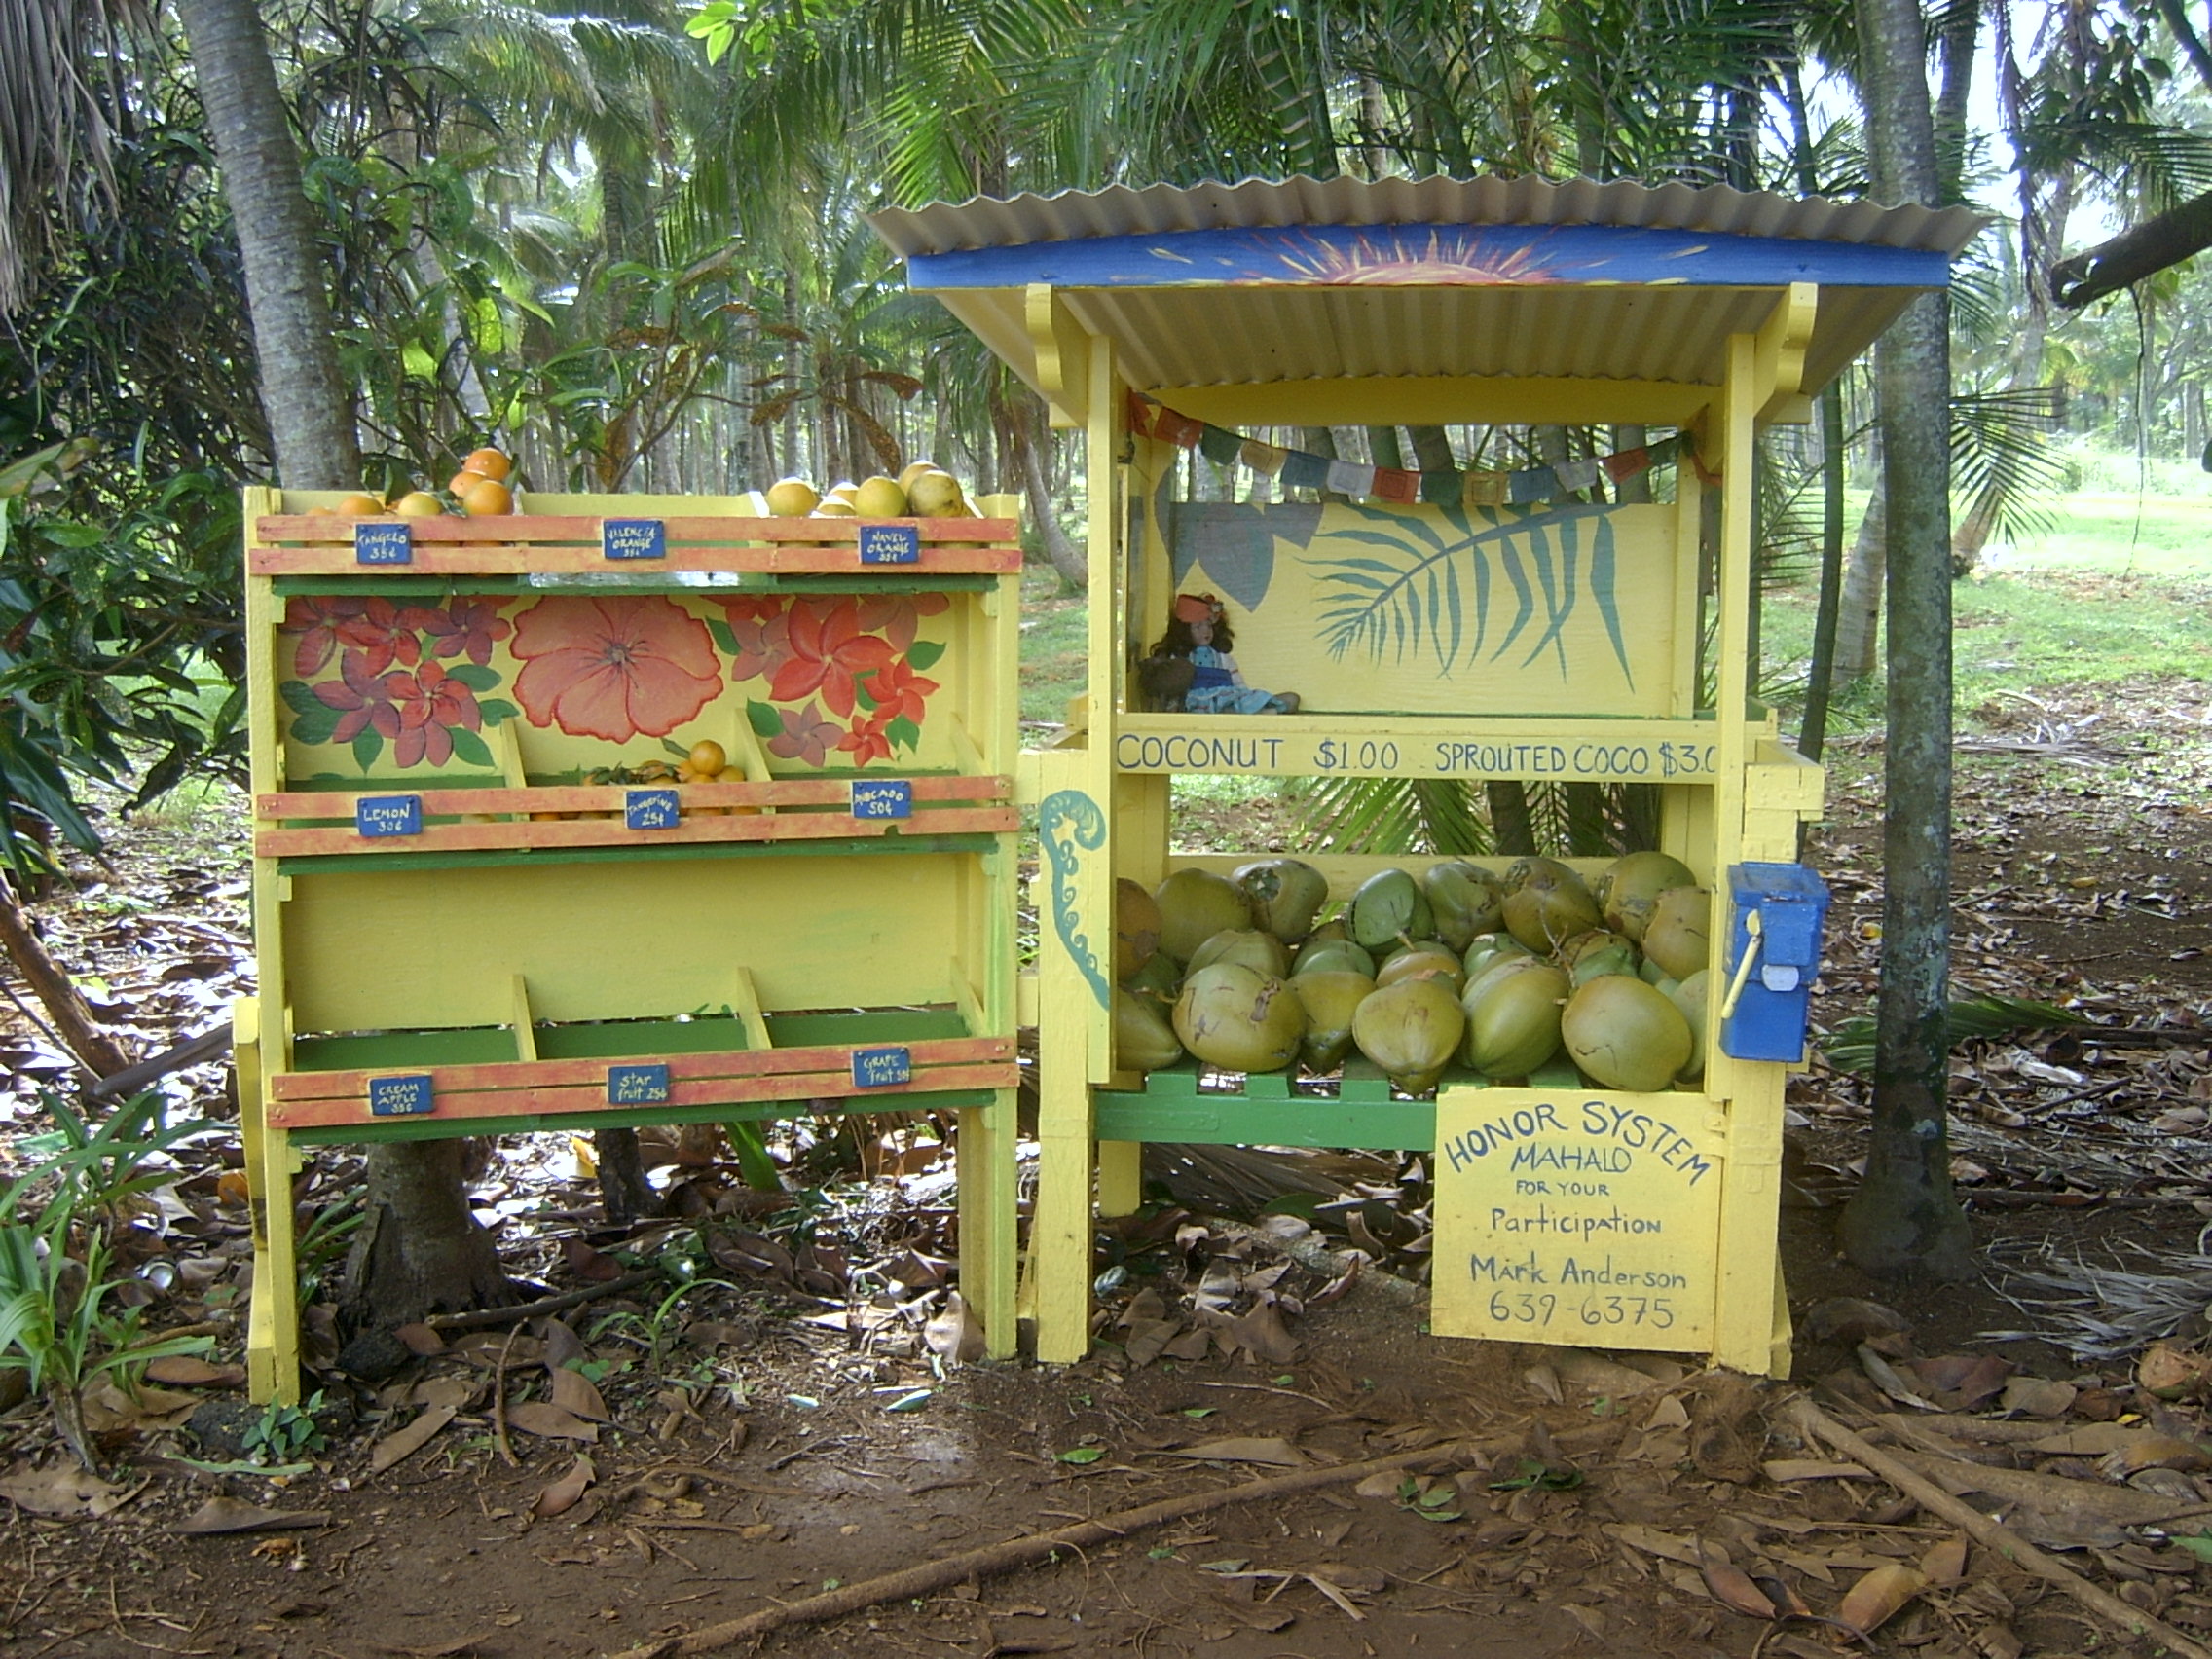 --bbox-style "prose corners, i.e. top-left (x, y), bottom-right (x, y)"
top-left (4, 681), bottom-right (2212, 1659)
